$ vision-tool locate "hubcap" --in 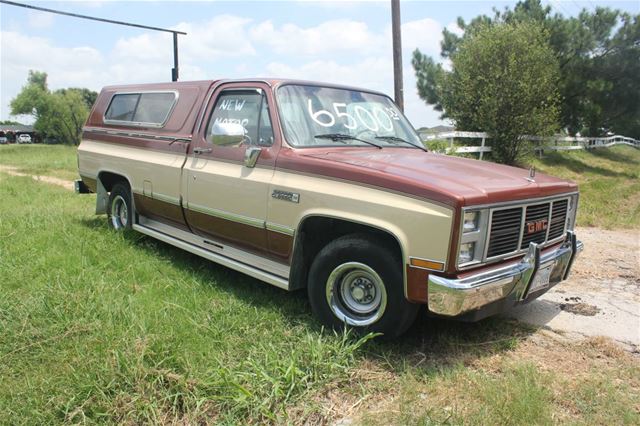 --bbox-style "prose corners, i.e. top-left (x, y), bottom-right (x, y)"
top-left (325, 262), bottom-right (387, 326)
top-left (110, 195), bottom-right (128, 229)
